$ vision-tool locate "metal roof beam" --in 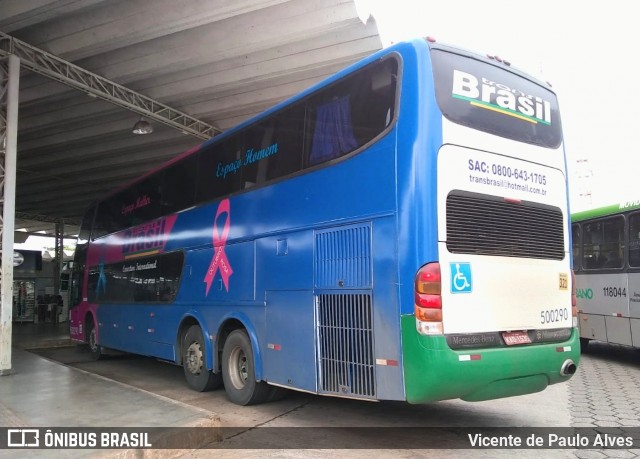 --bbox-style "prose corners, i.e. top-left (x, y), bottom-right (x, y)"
top-left (14, 229), bottom-right (78, 240)
top-left (19, 145), bottom-right (187, 186)
top-left (19, 132), bottom-right (192, 167)
top-left (18, 166), bottom-right (150, 194)
top-left (17, 27), bottom-right (378, 133)
top-left (12, 0), bottom-right (291, 62)
top-left (19, 198), bottom-right (103, 217)
top-left (15, 211), bottom-right (78, 226)
top-left (16, 0), bottom-right (367, 105)
top-left (0, 31), bottom-right (220, 139)
top-left (17, 179), bottom-right (124, 201)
